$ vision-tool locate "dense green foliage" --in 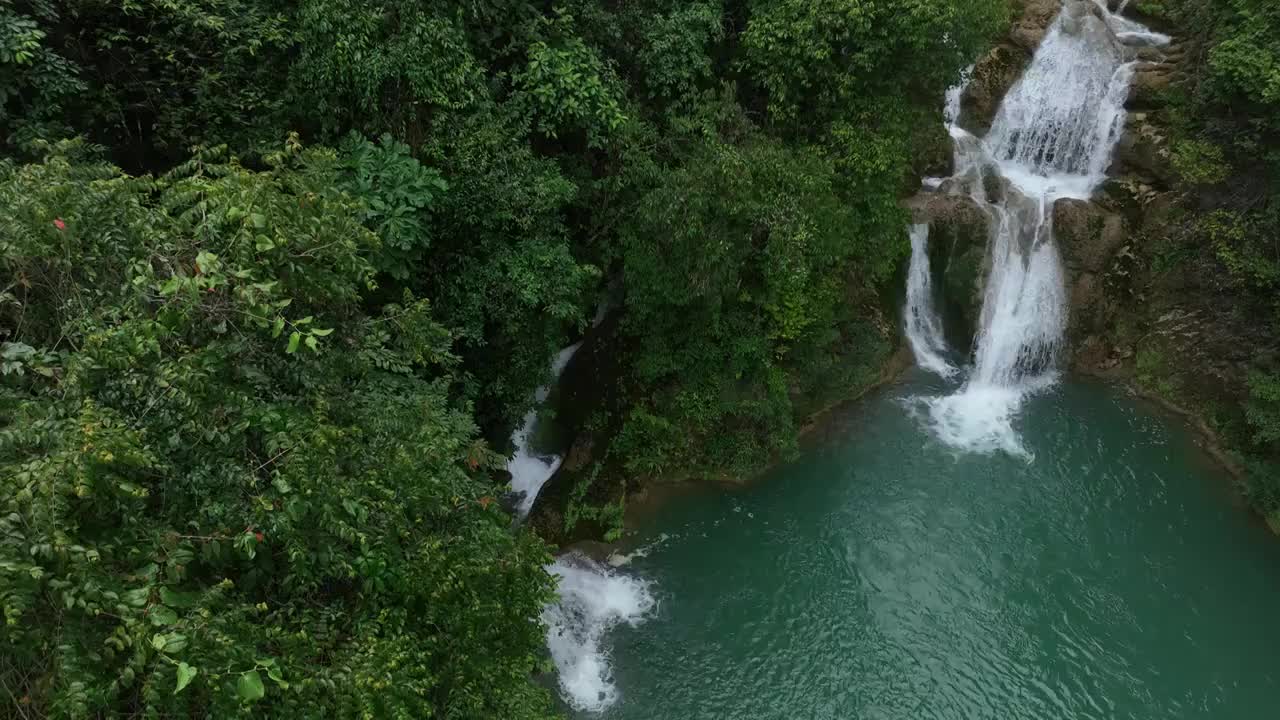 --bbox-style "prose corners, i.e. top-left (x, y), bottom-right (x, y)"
top-left (1126, 0), bottom-right (1280, 518)
top-left (1, 141), bottom-right (558, 718)
top-left (0, 0), bottom-right (1006, 715)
